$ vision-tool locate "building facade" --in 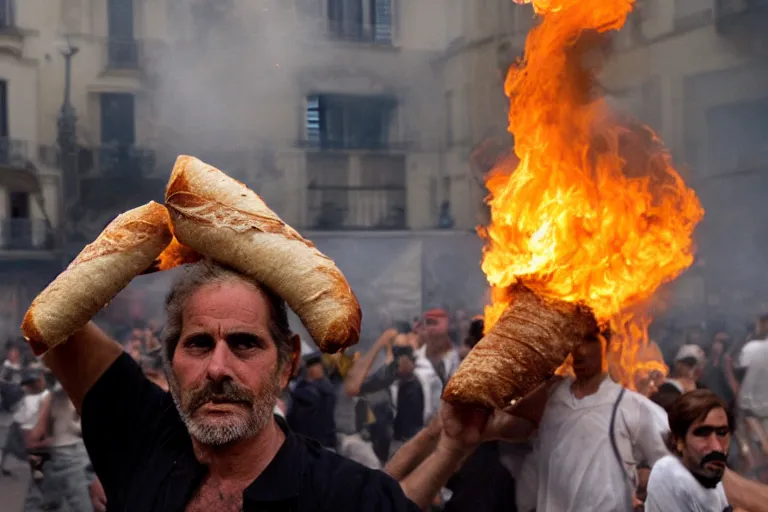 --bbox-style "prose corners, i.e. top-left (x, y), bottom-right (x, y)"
top-left (0, 0), bottom-right (493, 343)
